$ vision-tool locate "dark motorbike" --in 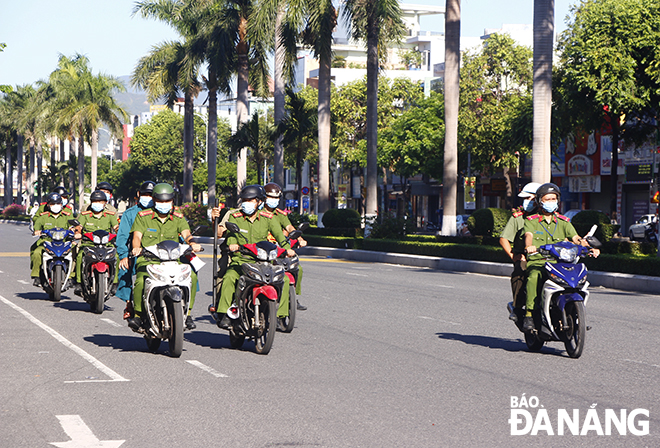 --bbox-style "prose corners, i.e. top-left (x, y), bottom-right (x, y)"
top-left (38, 228), bottom-right (75, 301)
top-left (224, 222), bottom-right (288, 354)
top-left (79, 229), bottom-right (117, 314)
